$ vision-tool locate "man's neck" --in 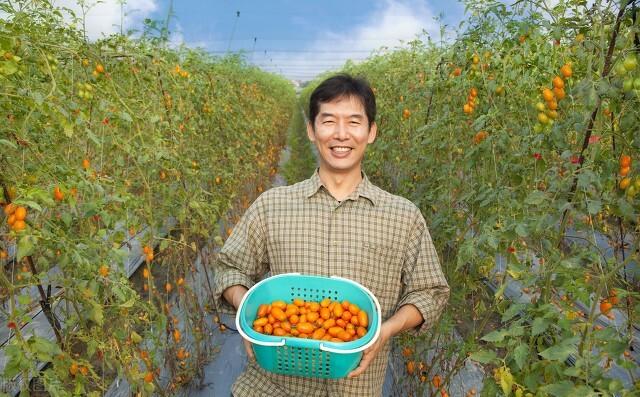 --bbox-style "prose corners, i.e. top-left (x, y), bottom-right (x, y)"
top-left (318, 166), bottom-right (363, 202)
